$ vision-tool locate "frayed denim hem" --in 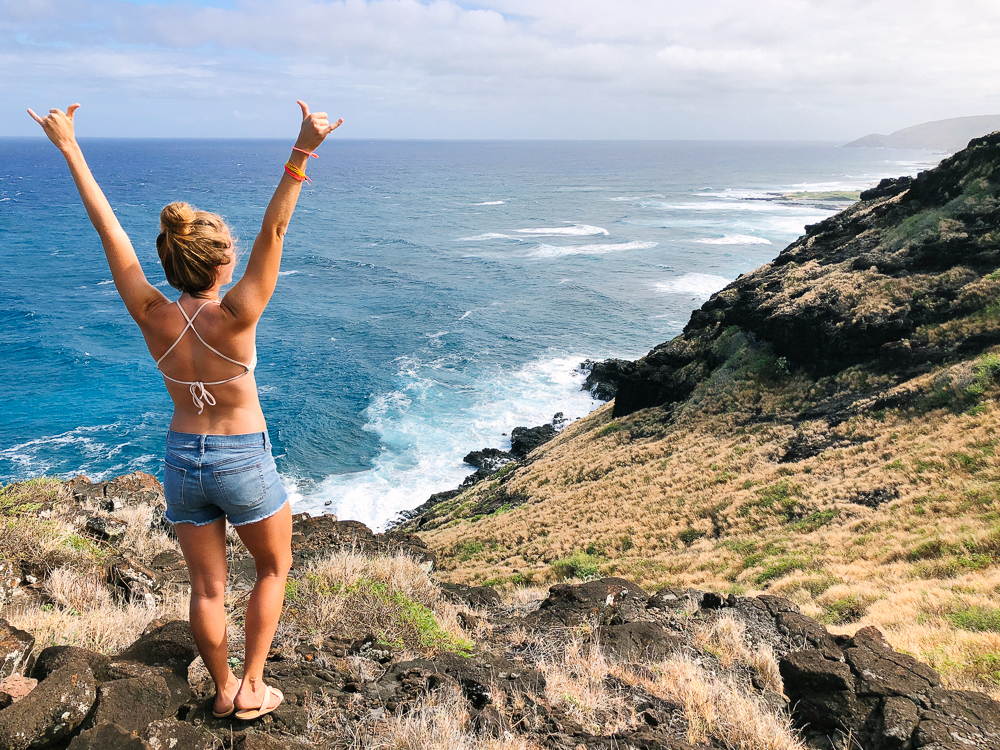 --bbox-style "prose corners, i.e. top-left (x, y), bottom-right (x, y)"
top-left (229, 500), bottom-right (289, 528)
